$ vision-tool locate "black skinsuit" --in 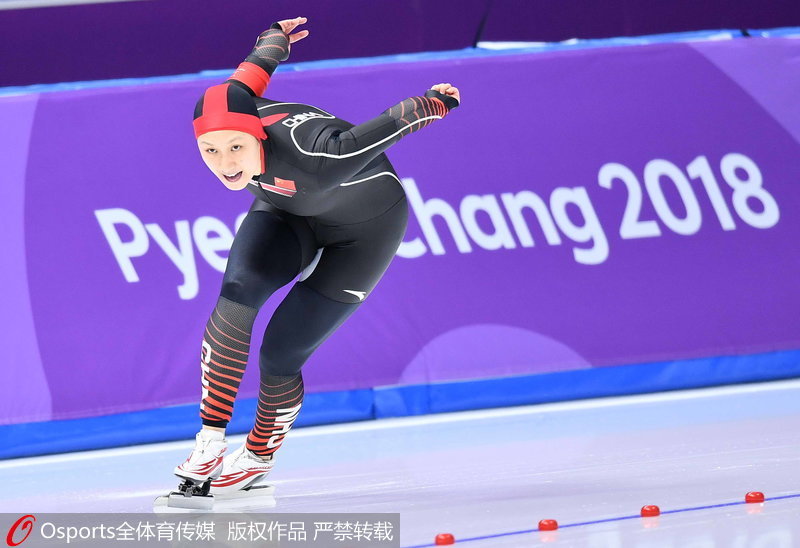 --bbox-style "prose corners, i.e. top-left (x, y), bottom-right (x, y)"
top-left (202, 22), bottom-right (457, 391)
